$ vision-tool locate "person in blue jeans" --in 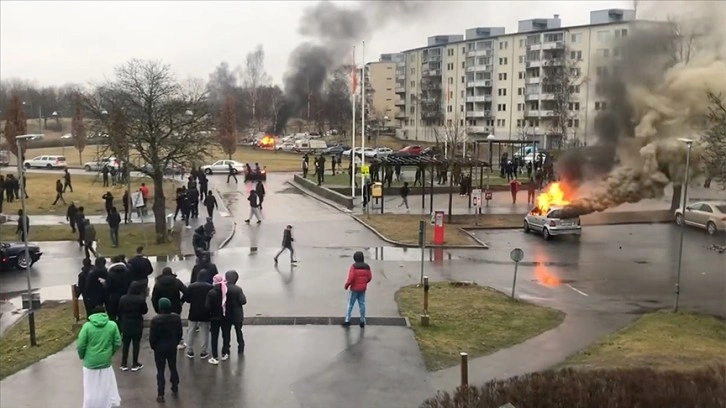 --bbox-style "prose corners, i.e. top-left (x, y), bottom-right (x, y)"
top-left (342, 251), bottom-right (373, 328)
